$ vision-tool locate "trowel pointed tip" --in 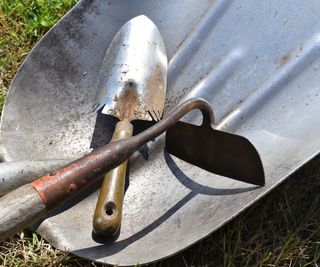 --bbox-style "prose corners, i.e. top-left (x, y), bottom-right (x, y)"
top-left (128, 15), bottom-right (160, 30)
top-left (124, 15), bottom-right (165, 53)
top-left (133, 14), bottom-right (154, 24)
